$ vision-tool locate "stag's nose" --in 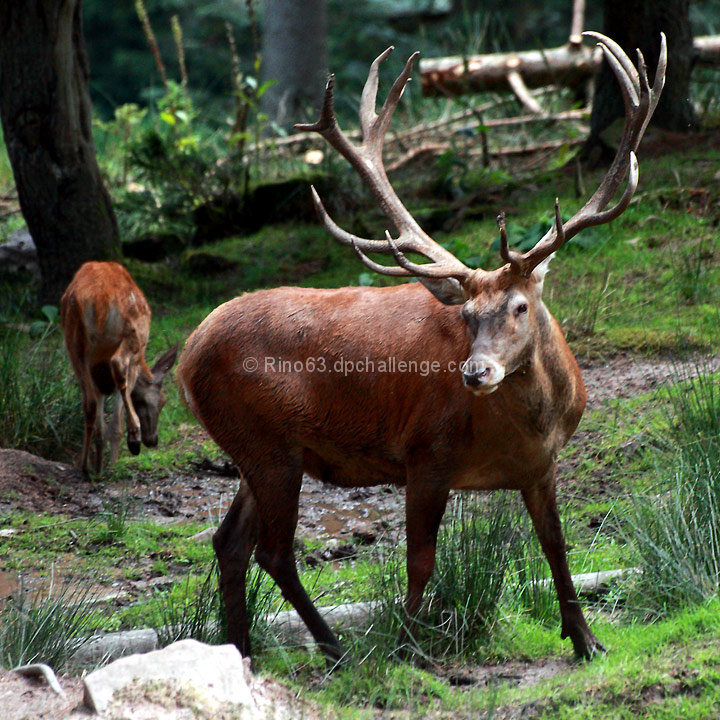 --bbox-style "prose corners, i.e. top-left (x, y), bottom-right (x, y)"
top-left (462, 366), bottom-right (492, 388)
top-left (461, 357), bottom-right (504, 393)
